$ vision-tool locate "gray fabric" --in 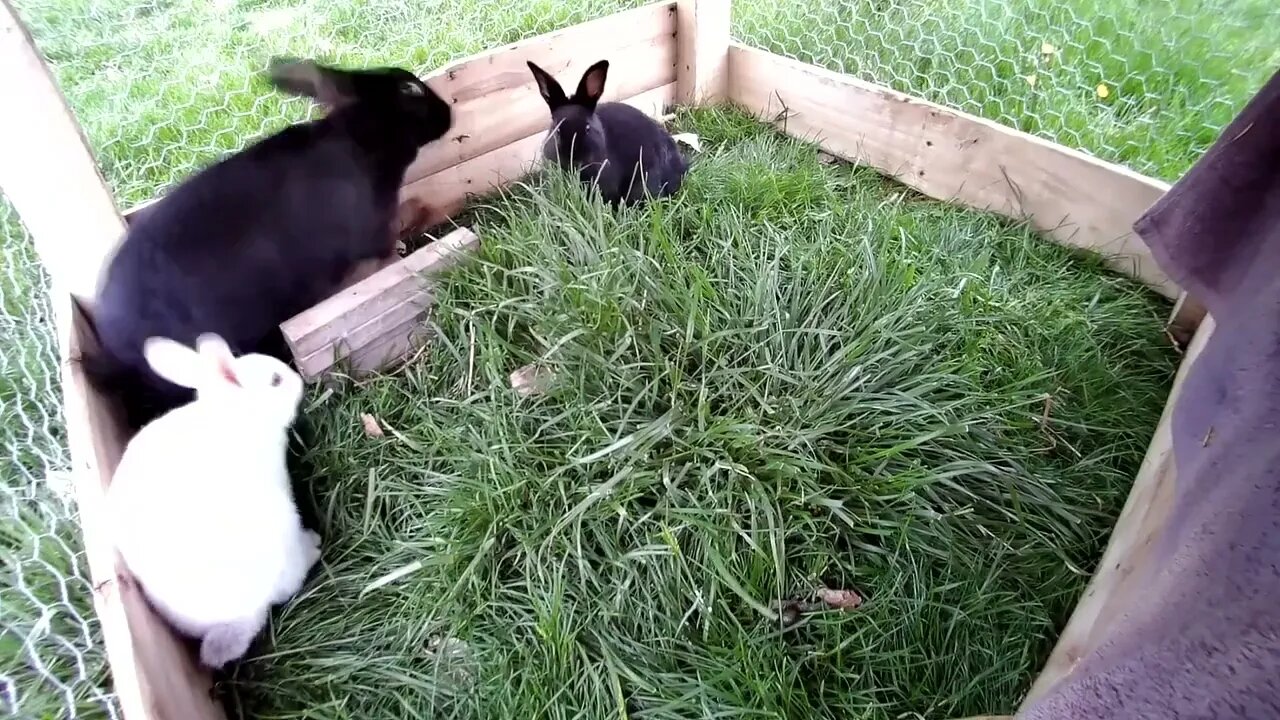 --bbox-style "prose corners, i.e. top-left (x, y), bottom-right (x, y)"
top-left (1020, 69), bottom-right (1280, 719)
